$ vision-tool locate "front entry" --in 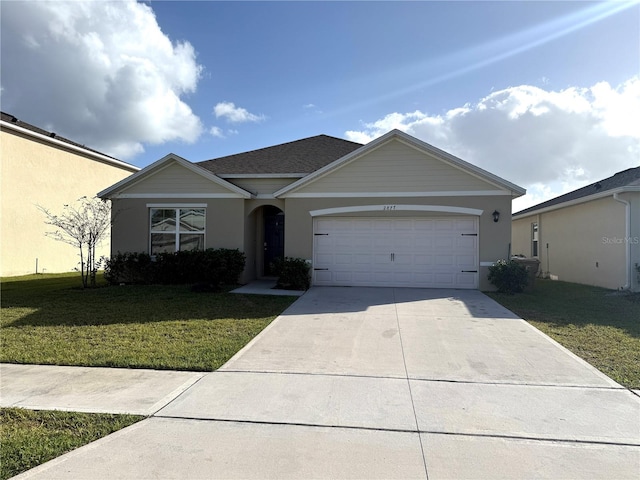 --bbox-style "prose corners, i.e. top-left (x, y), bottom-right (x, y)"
top-left (263, 206), bottom-right (284, 276)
